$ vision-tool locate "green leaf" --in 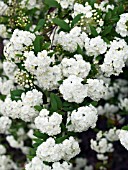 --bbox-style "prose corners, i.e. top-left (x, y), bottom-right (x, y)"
top-left (102, 26), bottom-right (113, 36)
top-left (71, 14), bottom-right (83, 28)
top-left (34, 105), bottom-right (43, 111)
top-left (77, 45), bottom-right (84, 55)
top-left (34, 130), bottom-right (49, 139)
top-left (56, 135), bottom-right (68, 144)
top-left (122, 125), bottom-right (128, 130)
top-left (34, 19), bottom-right (45, 32)
top-left (34, 35), bottom-right (43, 53)
top-left (105, 11), bottom-right (112, 21)
top-left (50, 93), bottom-right (58, 112)
top-left (117, 5), bottom-right (124, 15)
top-left (44, 0), bottom-right (60, 8)
top-left (91, 101), bottom-right (98, 107)
top-left (52, 18), bottom-right (70, 32)
top-left (42, 42), bottom-right (51, 50)
top-left (11, 89), bottom-right (24, 101)
top-left (54, 94), bottom-right (62, 109)
top-left (89, 25), bottom-right (98, 37)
